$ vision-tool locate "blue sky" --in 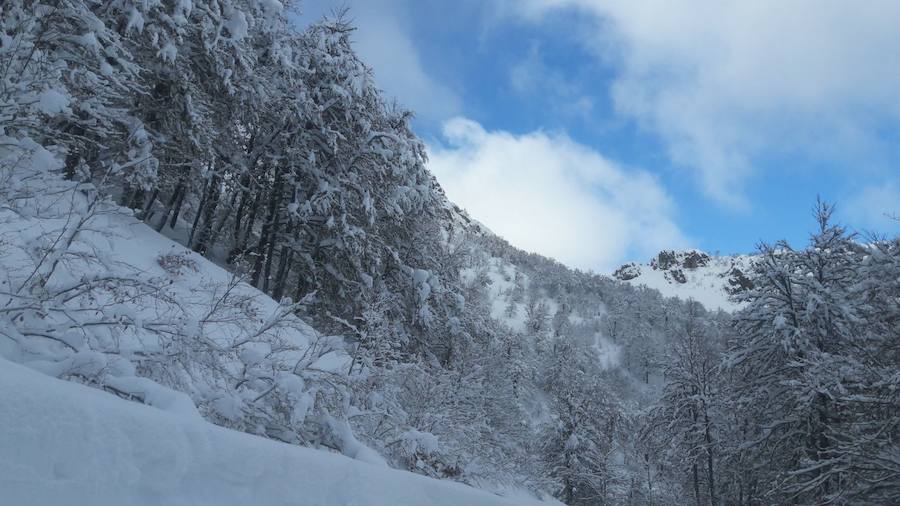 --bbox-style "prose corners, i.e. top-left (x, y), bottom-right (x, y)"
top-left (297, 0), bottom-right (900, 272)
